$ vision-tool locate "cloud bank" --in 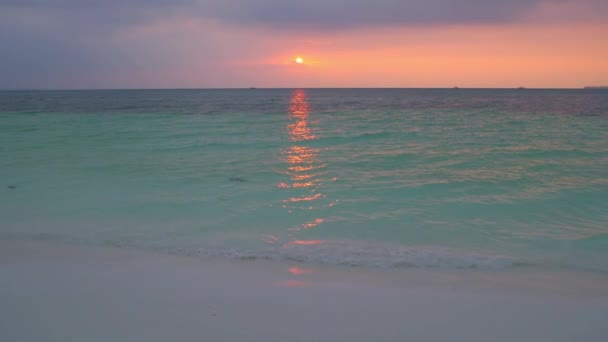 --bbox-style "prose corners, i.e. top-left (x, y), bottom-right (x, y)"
top-left (4, 0), bottom-right (607, 29)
